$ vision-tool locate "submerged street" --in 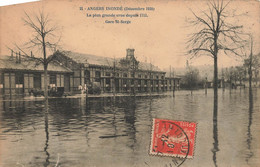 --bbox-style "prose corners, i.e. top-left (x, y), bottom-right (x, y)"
top-left (0, 88), bottom-right (259, 167)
